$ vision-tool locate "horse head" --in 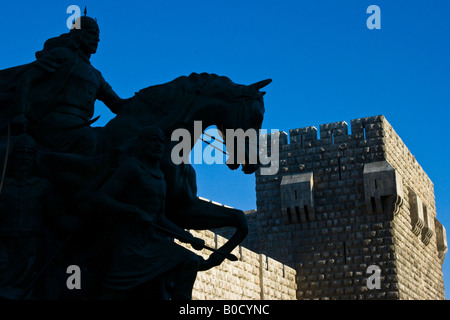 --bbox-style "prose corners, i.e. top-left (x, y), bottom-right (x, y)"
top-left (211, 78), bottom-right (271, 174)
top-left (106, 73), bottom-right (271, 175)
